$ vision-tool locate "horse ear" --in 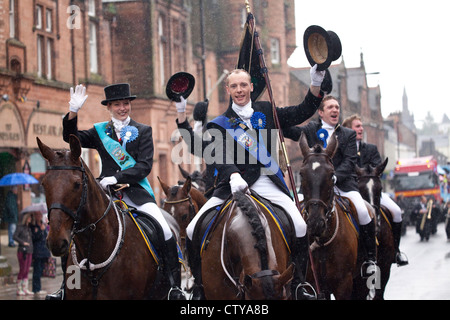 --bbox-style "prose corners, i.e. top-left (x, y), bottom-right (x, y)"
top-left (355, 164), bottom-right (365, 177)
top-left (36, 137), bottom-right (54, 162)
top-left (299, 132), bottom-right (311, 157)
top-left (178, 165), bottom-right (190, 179)
top-left (69, 134), bottom-right (82, 161)
top-left (157, 176), bottom-right (171, 196)
top-left (375, 157), bottom-right (389, 177)
top-left (325, 132), bottom-right (338, 159)
top-left (182, 176), bottom-right (192, 195)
